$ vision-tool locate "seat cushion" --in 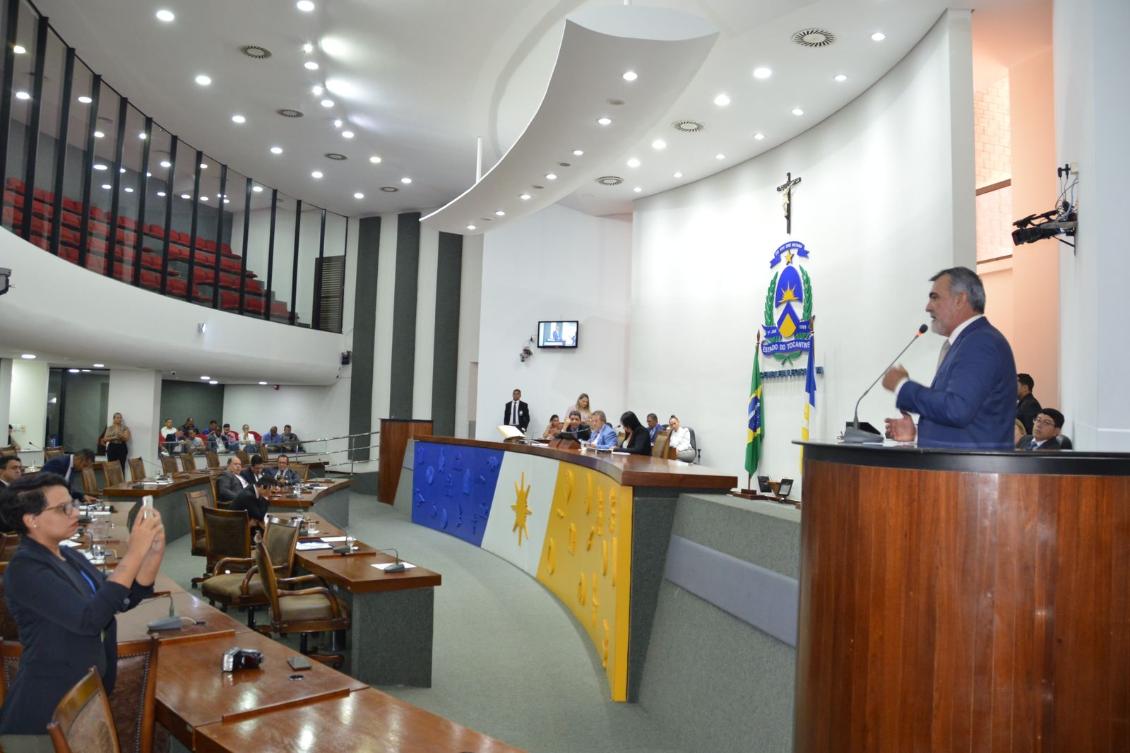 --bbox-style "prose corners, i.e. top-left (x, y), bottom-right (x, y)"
top-left (201, 572), bottom-right (264, 602)
top-left (278, 593), bottom-right (334, 622)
